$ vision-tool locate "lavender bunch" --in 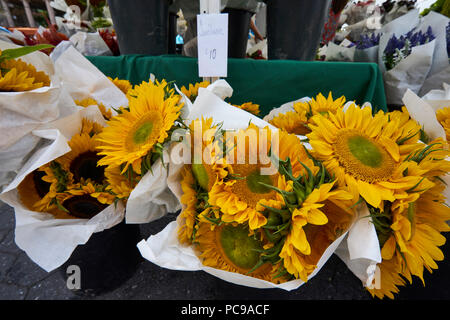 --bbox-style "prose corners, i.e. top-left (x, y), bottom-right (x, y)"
top-left (348, 33), bottom-right (381, 49)
top-left (383, 26), bottom-right (435, 70)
